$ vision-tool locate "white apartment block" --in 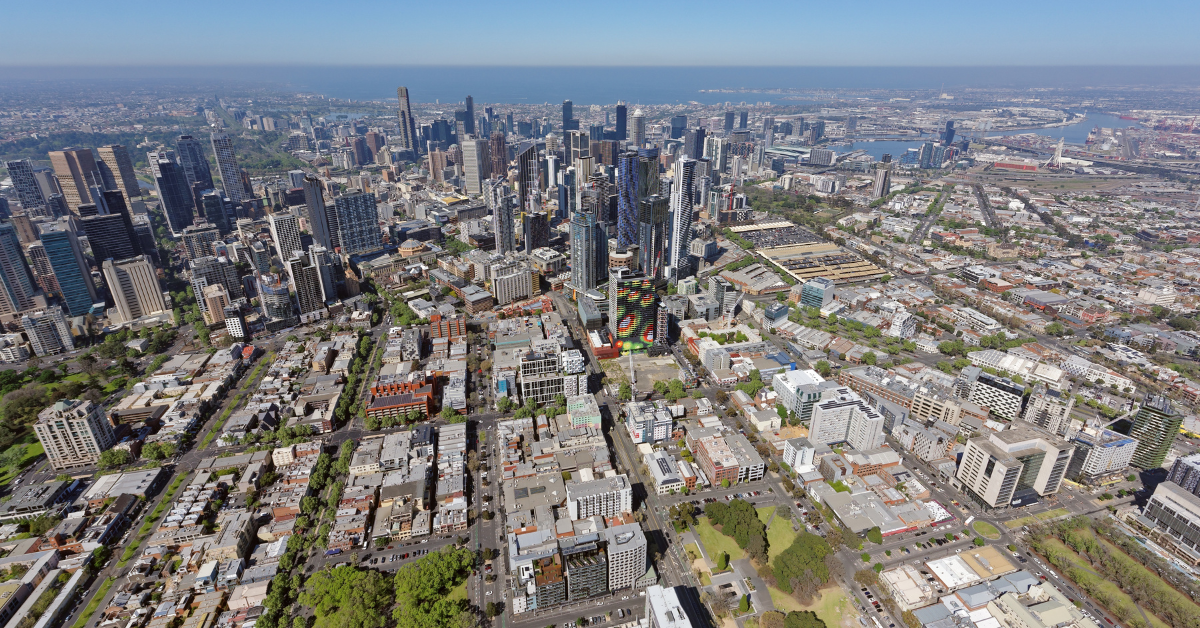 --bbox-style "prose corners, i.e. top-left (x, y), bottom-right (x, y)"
top-left (808, 387), bottom-right (885, 450)
top-left (603, 523), bottom-right (647, 591)
top-left (1060, 355), bottom-right (1133, 390)
top-left (34, 399), bottom-right (116, 470)
top-left (953, 307), bottom-right (1002, 333)
top-left (566, 475), bottom-right (632, 520)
